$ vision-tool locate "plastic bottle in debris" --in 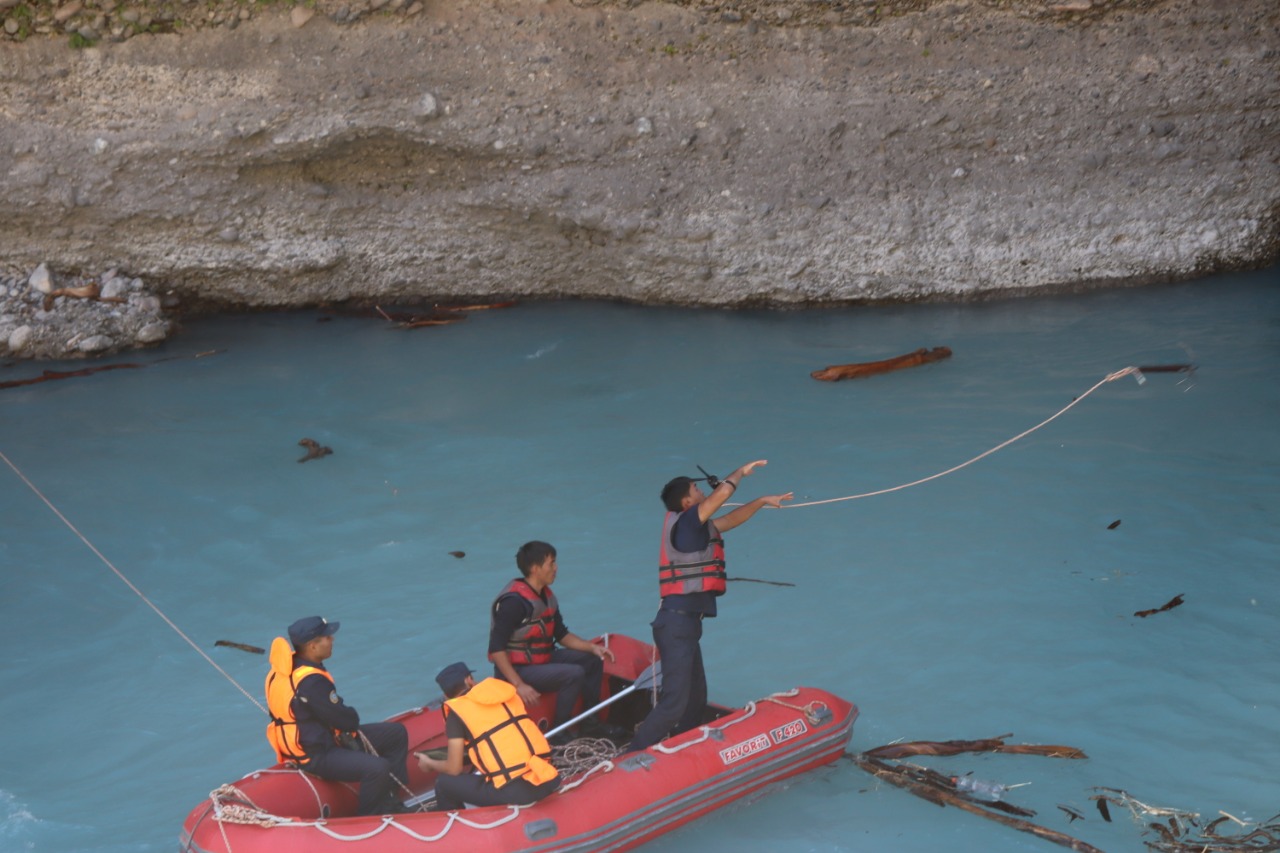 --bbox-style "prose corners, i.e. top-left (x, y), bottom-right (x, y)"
top-left (951, 775), bottom-right (1007, 801)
